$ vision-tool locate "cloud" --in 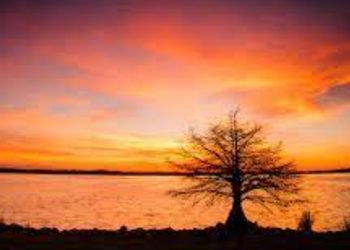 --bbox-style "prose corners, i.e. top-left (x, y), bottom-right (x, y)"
top-left (315, 83), bottom-right (350, 108)
top-left (207, 84), bottom-right (320, 119)
top-left (1, 0), bottom-right (350, 170)
top-left (0, 130), bottom-right (178, 170)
